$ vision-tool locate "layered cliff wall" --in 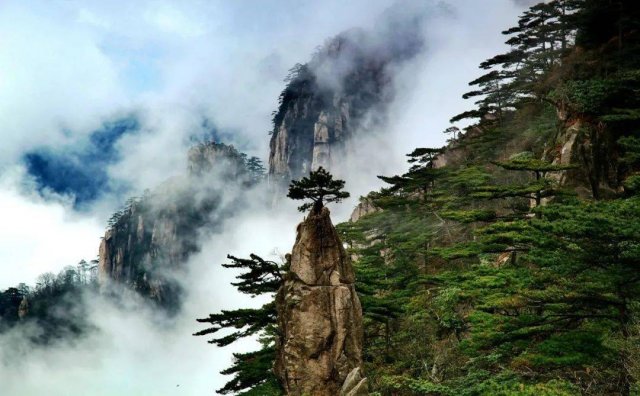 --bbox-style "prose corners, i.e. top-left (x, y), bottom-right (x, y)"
top-left (275, 207), bottom-right (367, 396)
top-left (98, 142), bottom-right (250, 308)
top-left (268, 31), bottom-right (387, 185)
top-left (268, 6), bottom-right (427, 193)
